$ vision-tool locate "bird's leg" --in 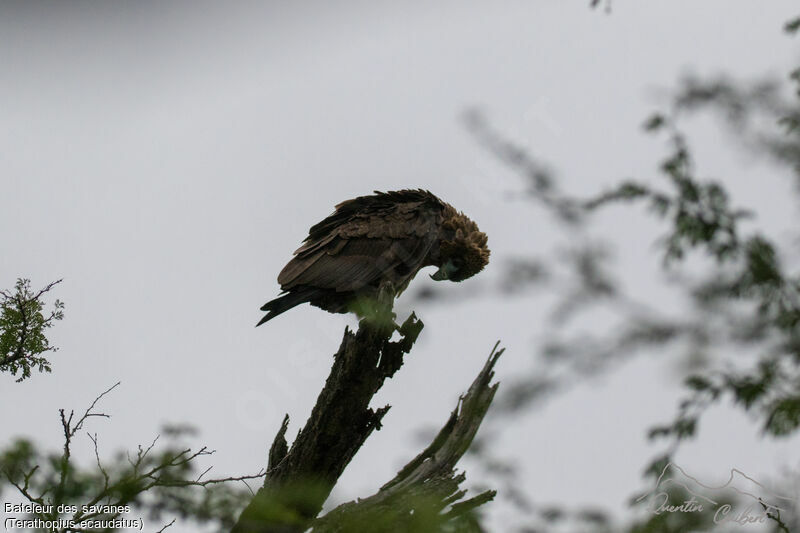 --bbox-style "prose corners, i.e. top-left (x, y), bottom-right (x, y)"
top-left (377, 280), bottom-right (396, 306)
top-left (372, 281), bottom-right (399, 331)
top-left (353, 282), bottom-right (400, 331)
